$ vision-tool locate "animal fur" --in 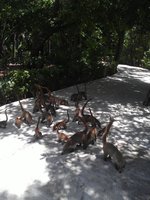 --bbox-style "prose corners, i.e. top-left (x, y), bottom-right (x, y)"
top-left (19, 100), bottom-right (33, 126)
top-left (53, 110), bottom-right (69, 131)
top-left (45, 103), bottom-right (56, 117)
top-left (61, 139), bottom-right (77, 154)
top-left (34, 117), bottom-right (43, 139)
top-left (32, 98), bottom-right (42, 113)
top-left (40, 109), bottom-right (53, 127)
top-left (102, 117), bottom-right (125, 173)
top-left (67, 117), bottom-right (88, 149)
top-left (56, 128), bottom-right (69, 143)
top-left (70, 84), bottom-right (87, 102)
top-left (48, 94), bottom-right (69, 107)
top-left (73, 99), bottom-right (101, 128)
top-left (81, 99), bottom-right (101, 128)
top-left (15, 116), bottom-right (23, 129)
